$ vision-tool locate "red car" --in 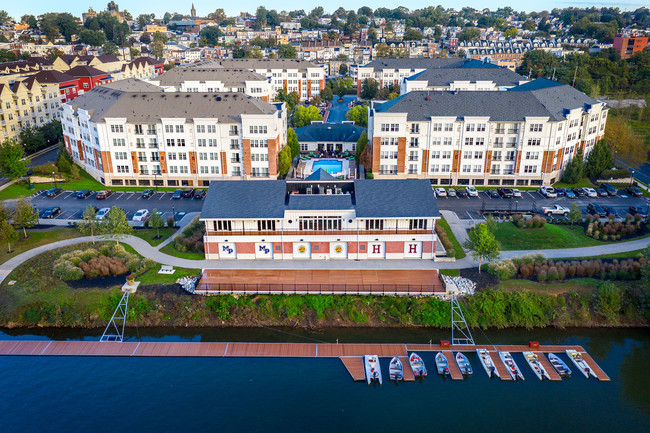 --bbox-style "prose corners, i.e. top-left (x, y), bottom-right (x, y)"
top-left (95, 190), bottom-right (114, 200)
